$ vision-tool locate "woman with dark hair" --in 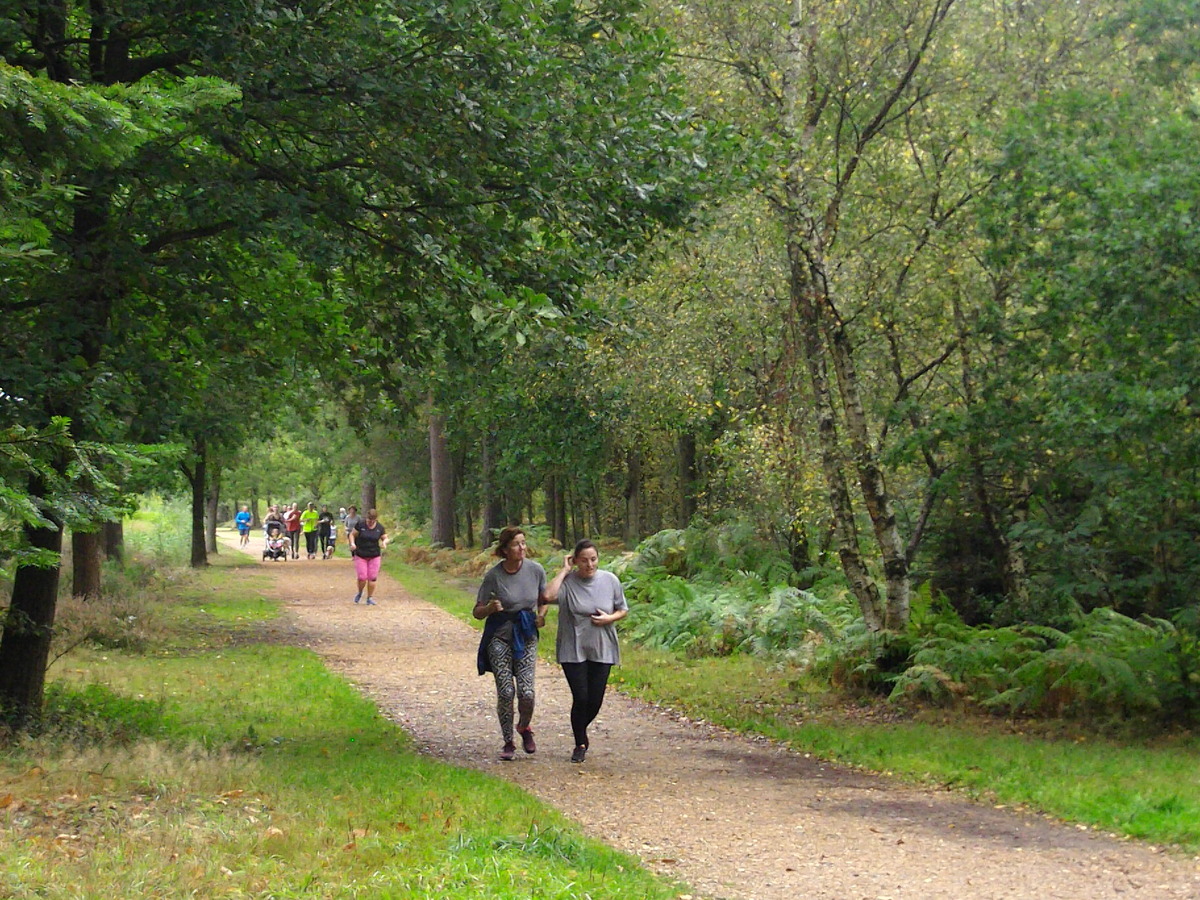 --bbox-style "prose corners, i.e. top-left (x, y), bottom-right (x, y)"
top-left (349, 508), bottom-right (388, 605)
top-left (546, 539), bottom-right (628, 763)
top-left (474, 526), bottom-right (548, 761)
